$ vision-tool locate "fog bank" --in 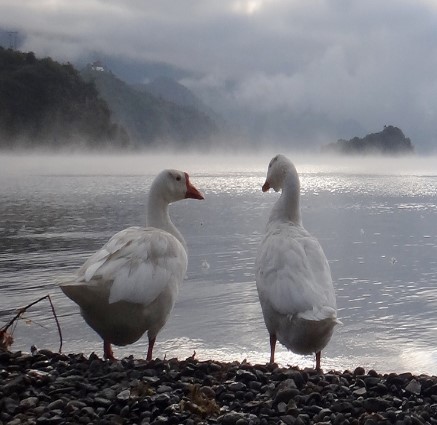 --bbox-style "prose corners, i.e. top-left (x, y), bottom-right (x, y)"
top-left (1, 151), bottom-right (437, 177)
